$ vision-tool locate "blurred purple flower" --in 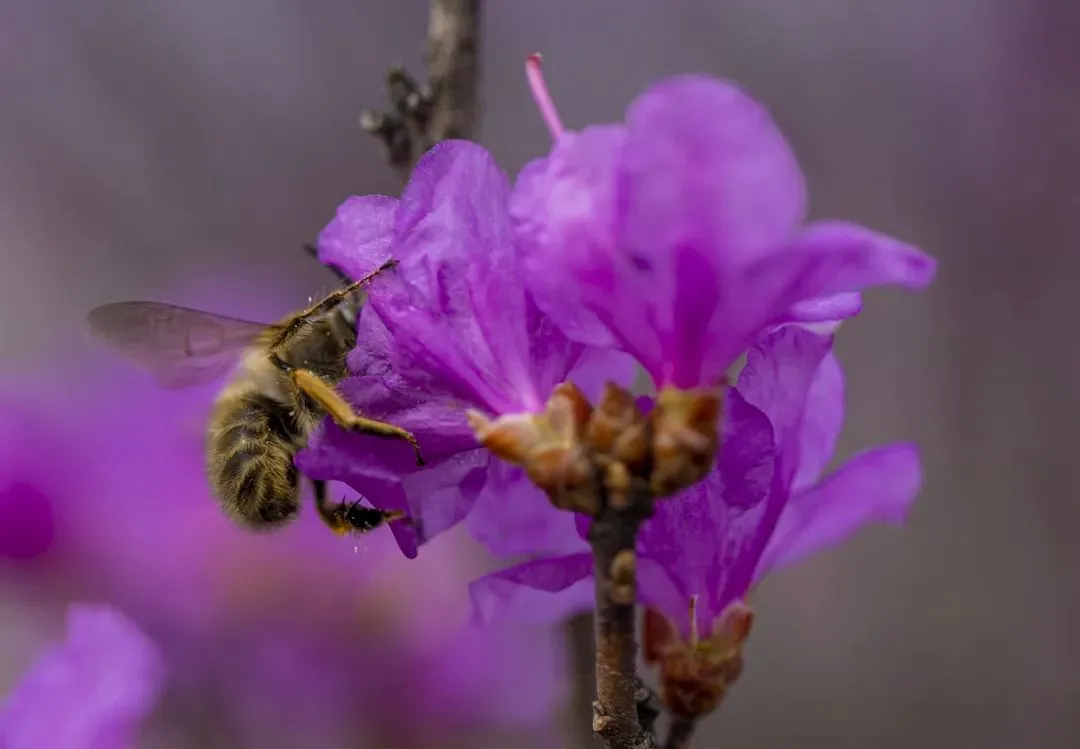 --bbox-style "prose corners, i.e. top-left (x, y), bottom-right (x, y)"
top-left (471, 327), bottom-right (924, 638)
top-left (0, 276), bottom-right (569, 748)
top-left (511, 60), bottom-right (937, 388)
top-left (0, 393), bottom-right (68, 562)
top-left (0, 603), bottom-right (165, 749)
top-left (212, 534), bottom-right (567, 747)
top-left (301, 140), bottom-right (636, 556)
